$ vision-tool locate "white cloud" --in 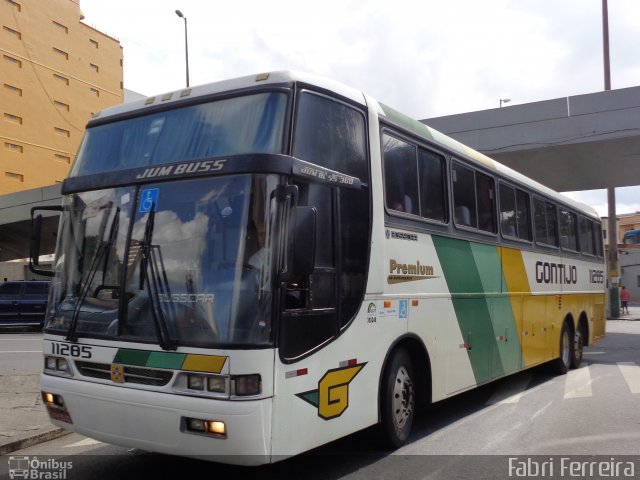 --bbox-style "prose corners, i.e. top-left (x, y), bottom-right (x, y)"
top-left (80, 0), bottom-right (640, 213)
